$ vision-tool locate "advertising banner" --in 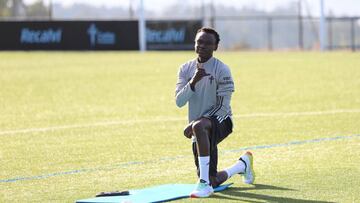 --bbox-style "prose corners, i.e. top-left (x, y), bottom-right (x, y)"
top-left (146, 20), bottom-right (202, 50)
top-left (0, 21), bottom-right (139, 50)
